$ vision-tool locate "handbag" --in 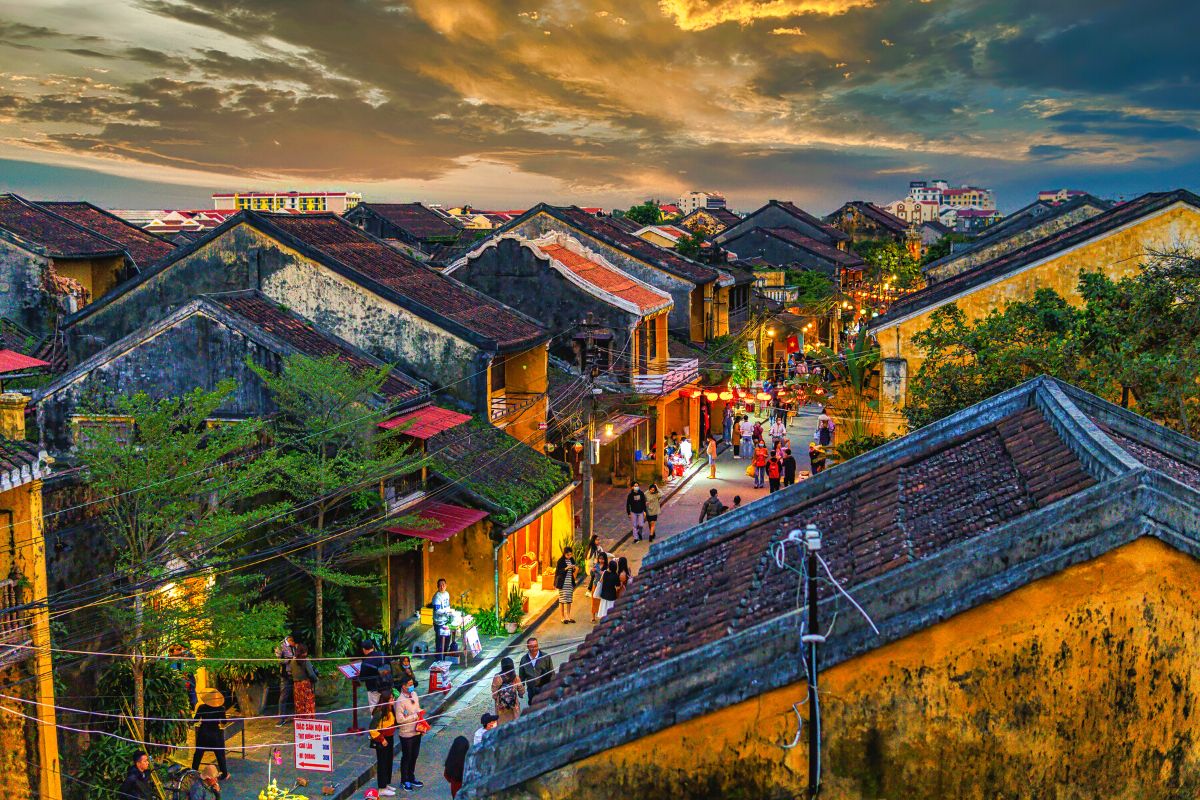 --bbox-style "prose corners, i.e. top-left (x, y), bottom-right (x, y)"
top-left (414, 710), bottom-right (431, 735)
